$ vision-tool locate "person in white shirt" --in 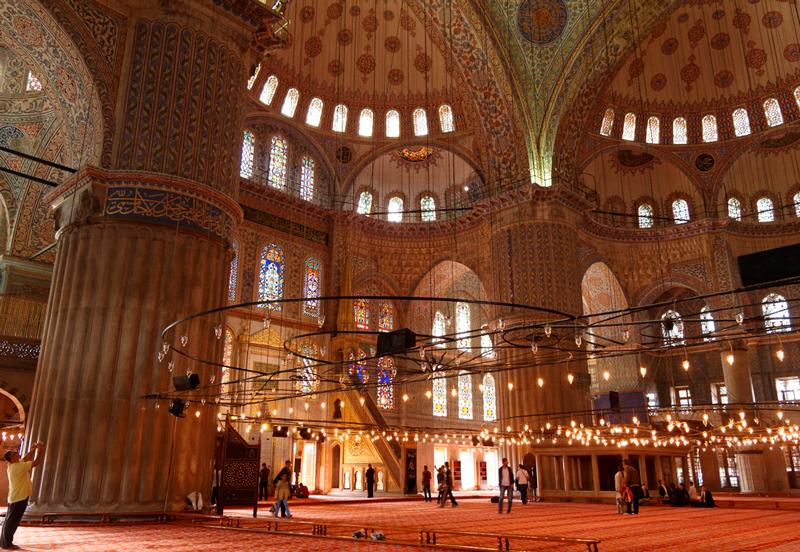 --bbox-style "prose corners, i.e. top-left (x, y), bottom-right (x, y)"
top-left (498, 458), bottom-right (514, 514)
top-left (515, 464), bottom-right (529, 504)
top-left (688, 480), bottom-right (699, 501)
top-left (614, 465), bottom-right (625, 514)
